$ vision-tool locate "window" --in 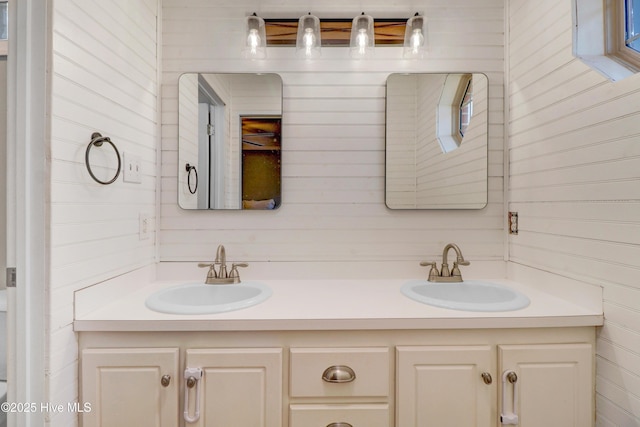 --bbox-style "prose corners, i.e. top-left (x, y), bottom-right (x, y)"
top-left (436, 74), bottom-right (473, 153)
top-left (458, 79), bottom-right (473, 139)
top-left (573, 0), bottom-right (639, 80)
top-left (606, 0), bottom-right (640, 72)
top-left (0, 1), bottom-right (6, 40)
top-left (0, 0), bottom-right (7, 56)
top-left (626, 0), bottom-right (640, 52)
